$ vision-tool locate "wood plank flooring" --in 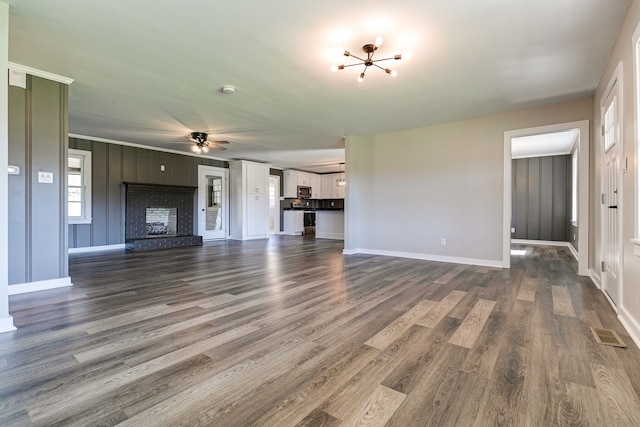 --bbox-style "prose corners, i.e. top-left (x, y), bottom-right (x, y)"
top-left (1, 237), bottom-right (640, 426)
